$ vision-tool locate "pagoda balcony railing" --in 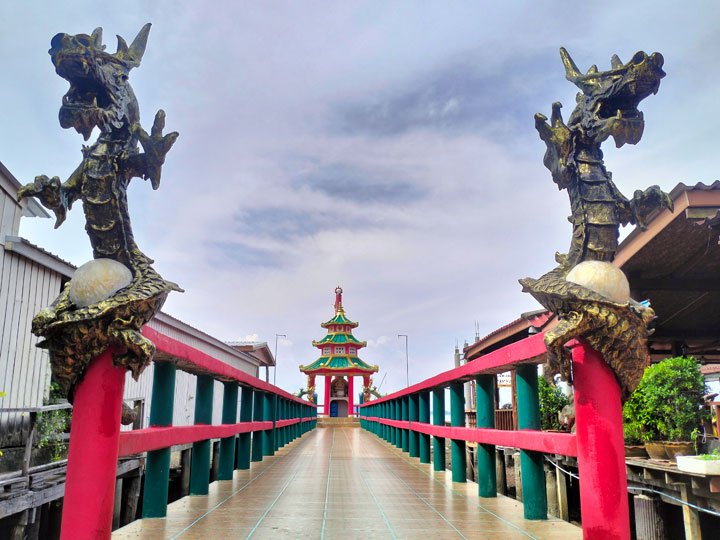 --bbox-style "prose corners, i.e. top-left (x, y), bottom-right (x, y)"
top-left (358, 334), bottom-right (630, 540)
top-left (59, 326), bottom-right (317, 540)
